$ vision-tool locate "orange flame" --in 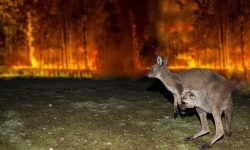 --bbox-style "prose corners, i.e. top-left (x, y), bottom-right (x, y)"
top-left (27, 11), bottom-right (38, 68)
